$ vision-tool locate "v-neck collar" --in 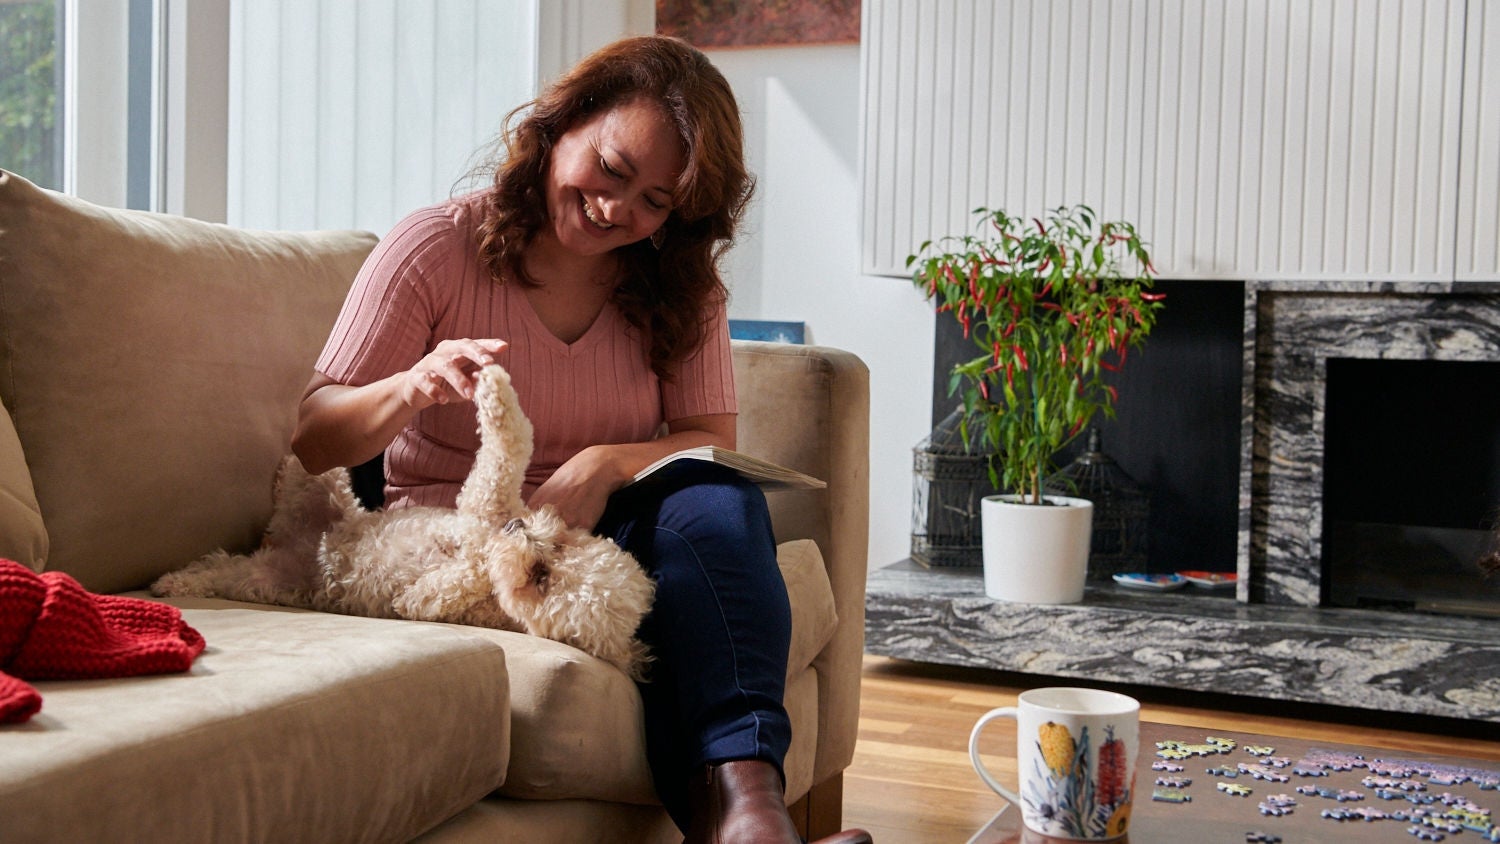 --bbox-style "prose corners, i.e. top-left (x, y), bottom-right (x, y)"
top-left (512, 283), bottom-right (615, 355)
